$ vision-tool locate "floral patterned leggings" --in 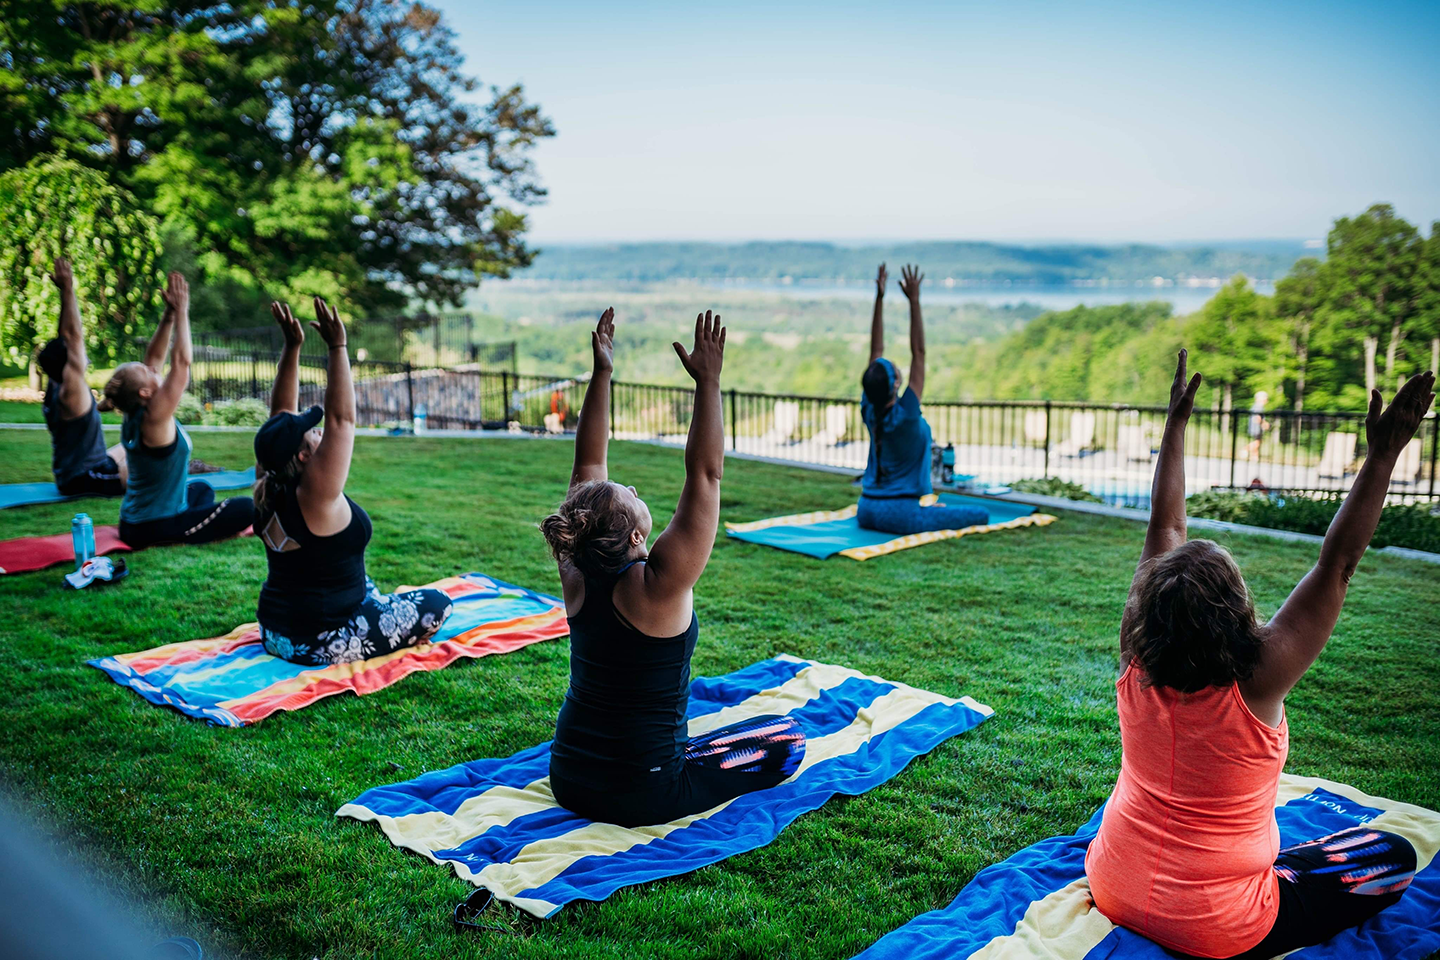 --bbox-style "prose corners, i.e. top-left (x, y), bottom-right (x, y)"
top-left (260, 578), bottom-right (453, 666)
